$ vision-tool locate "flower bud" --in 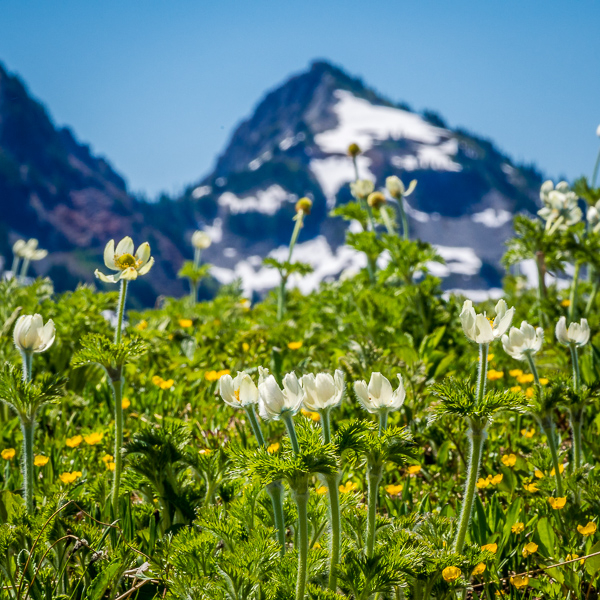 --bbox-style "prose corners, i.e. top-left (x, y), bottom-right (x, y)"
top-left (555, 316), bottom-right (590, 347)
top-left (350, 179), bottom-right (375, 200)
top-left (347, 143), bottom-right (361, 158)
top-left (12, 240), bottom-right (26, 256)
top-left (367, 192), bottom-right (386, 209)
top-left (354, 373), bottom-right (405, 414)
top-left (386, 176), bottom-right (405, 200)
top-left (191, 230), bottom-right (211, 250)
top-left (13, 314), bottom-right (55, 353)
top-left (258, 373), bottom-right (304, 421)
top-left (295, 197), bottom-right (312, 215)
